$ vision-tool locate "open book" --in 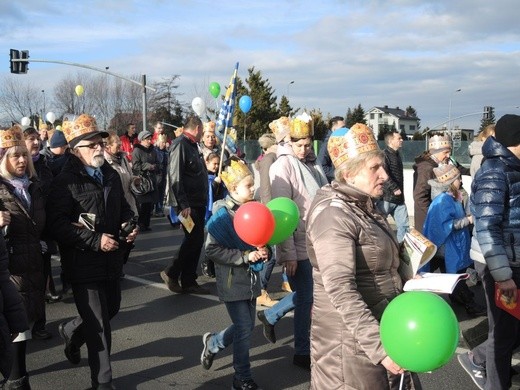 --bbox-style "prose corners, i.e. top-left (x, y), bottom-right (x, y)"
top-left (404, 272), bottom-right (469, 294)
top-left (399, 228), bottom-right (438, 281)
